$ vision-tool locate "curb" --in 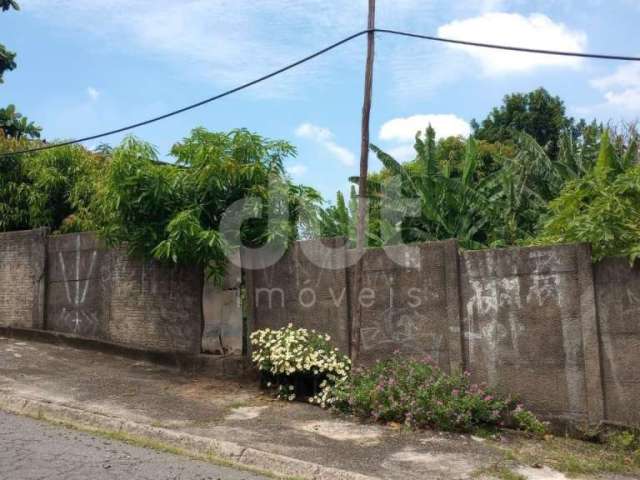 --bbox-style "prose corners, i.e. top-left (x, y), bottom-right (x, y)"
top-left (0, 391), bottom-right (378, 480)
